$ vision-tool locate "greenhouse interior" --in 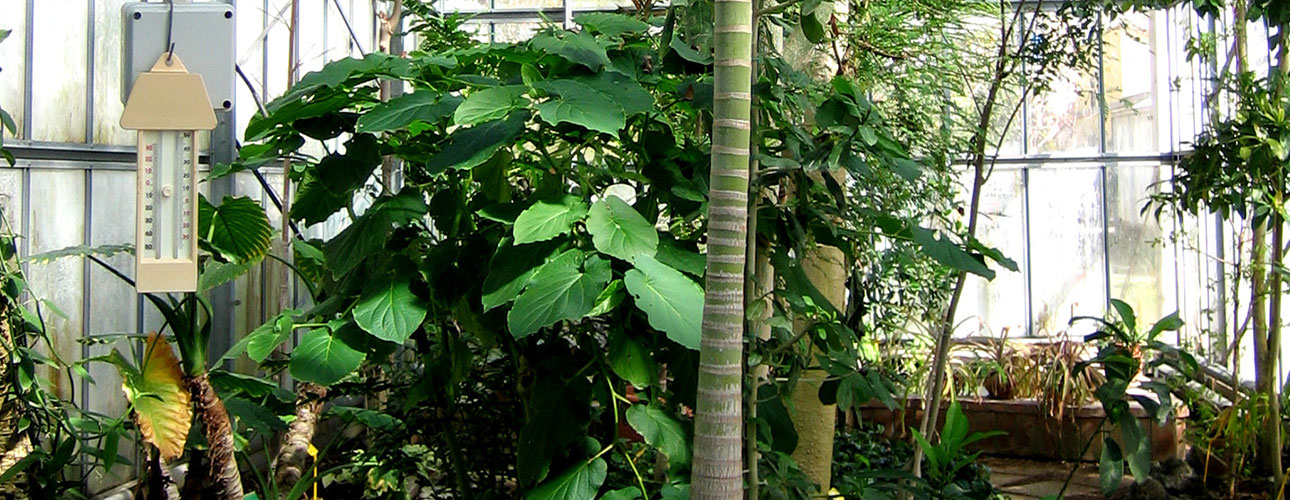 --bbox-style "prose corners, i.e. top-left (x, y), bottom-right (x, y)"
top-left (3, 0), bottom-right (1290, 498)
